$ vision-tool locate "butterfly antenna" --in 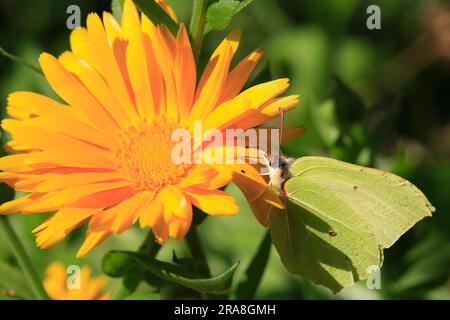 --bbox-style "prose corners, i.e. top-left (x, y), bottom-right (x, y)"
top-left (279, 108), bottom-right (285, 156)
